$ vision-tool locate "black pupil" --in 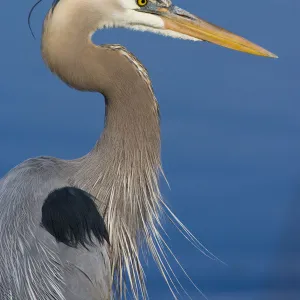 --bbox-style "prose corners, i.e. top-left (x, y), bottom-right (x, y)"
top-left (141, 0), bottom-right (146, 4)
